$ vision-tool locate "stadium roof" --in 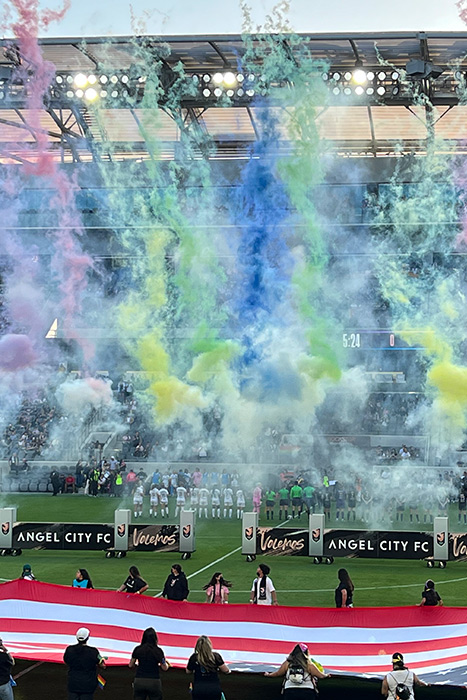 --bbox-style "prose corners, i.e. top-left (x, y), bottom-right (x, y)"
top-left (3, 32), bottom-right (467, 163)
